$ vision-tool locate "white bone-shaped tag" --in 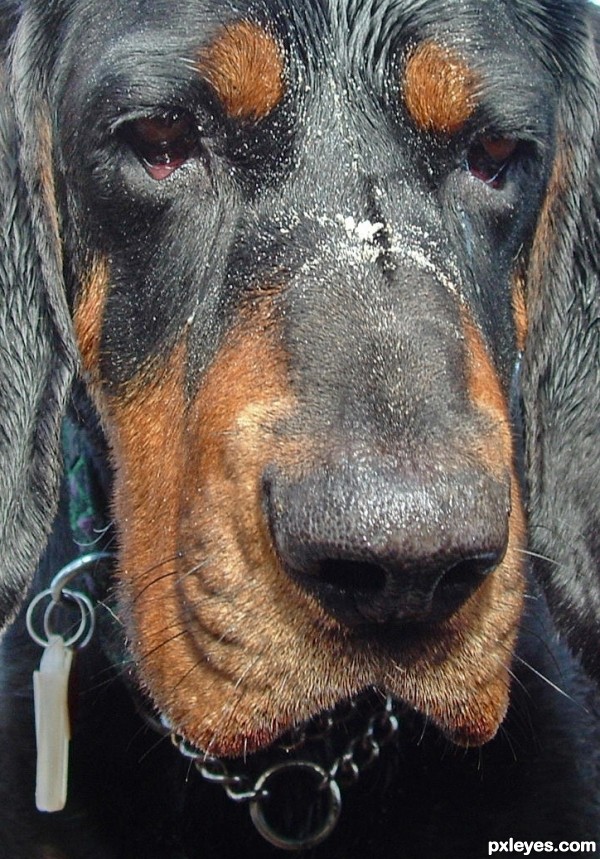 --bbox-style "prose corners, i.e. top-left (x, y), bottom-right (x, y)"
top-left (33, 634), bottom-right (73, 812)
